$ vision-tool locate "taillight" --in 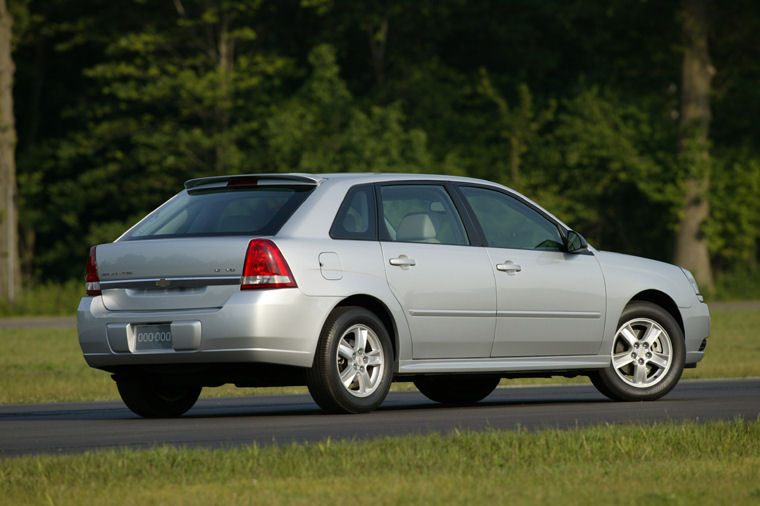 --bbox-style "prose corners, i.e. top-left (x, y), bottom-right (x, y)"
top-left (241, 239), bottom-right (297, 289)
top-left (227, 178), bottom-right (258, 187)
top-left (85, 246), bottom-right (102, 296)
